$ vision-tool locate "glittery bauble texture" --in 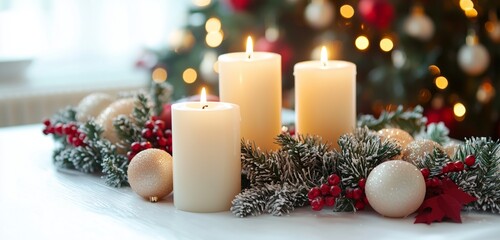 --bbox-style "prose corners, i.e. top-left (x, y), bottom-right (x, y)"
top-left (128, 149), bottom-right (173, 201)
top-left (365, 160), bottom-right (426, 218)
top-left (96, 98), bottom-right (135, 145)
top-left (443, 143), bottom-right (460, 158)
top-left (458, 43), bottom-right (490, 76)
top-left (378, 128), bottom-right (414, 150)
top-left (76, 93), bottom-right (114, 122)
top-left (402, 139), bottom-right (443, 165)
